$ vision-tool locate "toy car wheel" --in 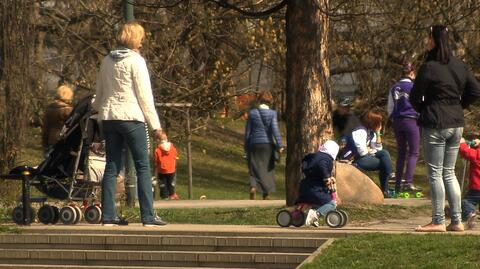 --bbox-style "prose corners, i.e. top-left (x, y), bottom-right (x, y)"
top-left (84, 205), bottom-right (102, 224)
top-left (59, 206), bottom-right (77, 225)
top-left (291, 209), bottom-right (306, 227)
top-left (38, 205), bottom-right (55, 224)
top-left (71, 205), bottom-right (82, 224)
top-left (51, 206), bottom-right (60, 224)
top-left (325, 210), bottom-right (344, 228)
top-left (338, 210), bottom-right (349, 228)
top-left (276, 210), bottom-right (292, 227)
top-left (415, 192), bottom-right (423, 198)
top-left (12, 205), bottom-right (35, 225)
top-left (403, 192), bottom-right (410, 199)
